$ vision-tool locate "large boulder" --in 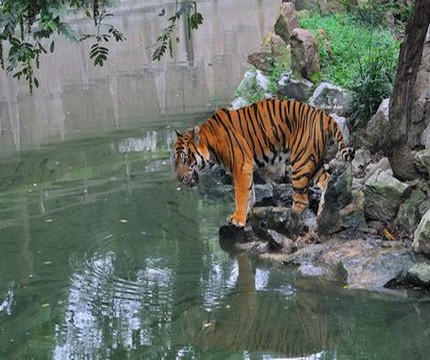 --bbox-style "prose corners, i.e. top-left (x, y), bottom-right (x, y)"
top-left (363, 169), bottom-right (411, 222)
top-left (365, 98), bottom-right (390, 153)
top-left (290, 28), bottom-right (320, 81)
top-left (397, 187), bottom-right (430, 234)
top-left (308, 82), bottom-right (352, 116)
top-left (413, 209), bottom-right (430, 256)
top-left (274, 2), bottom-right (299, 44)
